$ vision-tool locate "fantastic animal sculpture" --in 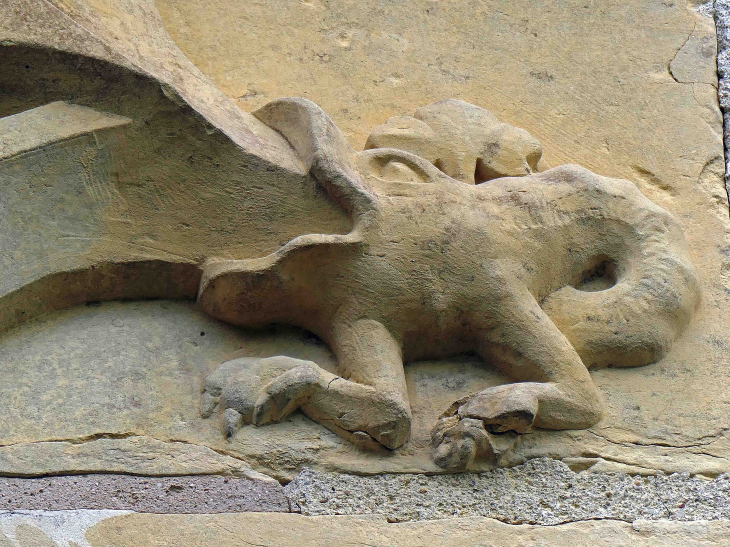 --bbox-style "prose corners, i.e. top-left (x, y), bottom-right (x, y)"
top-left (198, 98), bottom-right (700, 469)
